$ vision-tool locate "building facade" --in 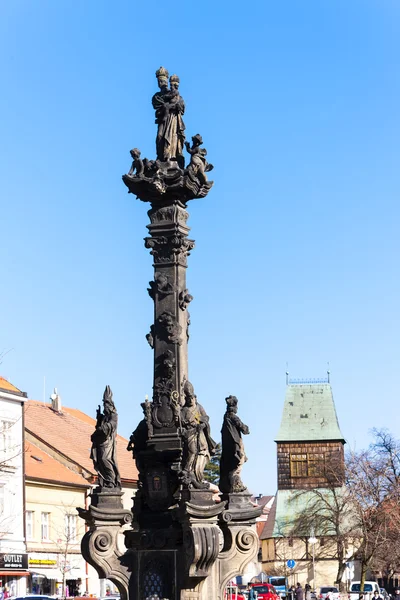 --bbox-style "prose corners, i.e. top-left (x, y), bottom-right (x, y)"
top-left (25, 440), bottom-right (92, 596)
top-left (0, 377), bottom-right (28, 596)
top-left (24, 391), bottom-right (138, 596)
top-left (260, 381), bottom-right (352, 589)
